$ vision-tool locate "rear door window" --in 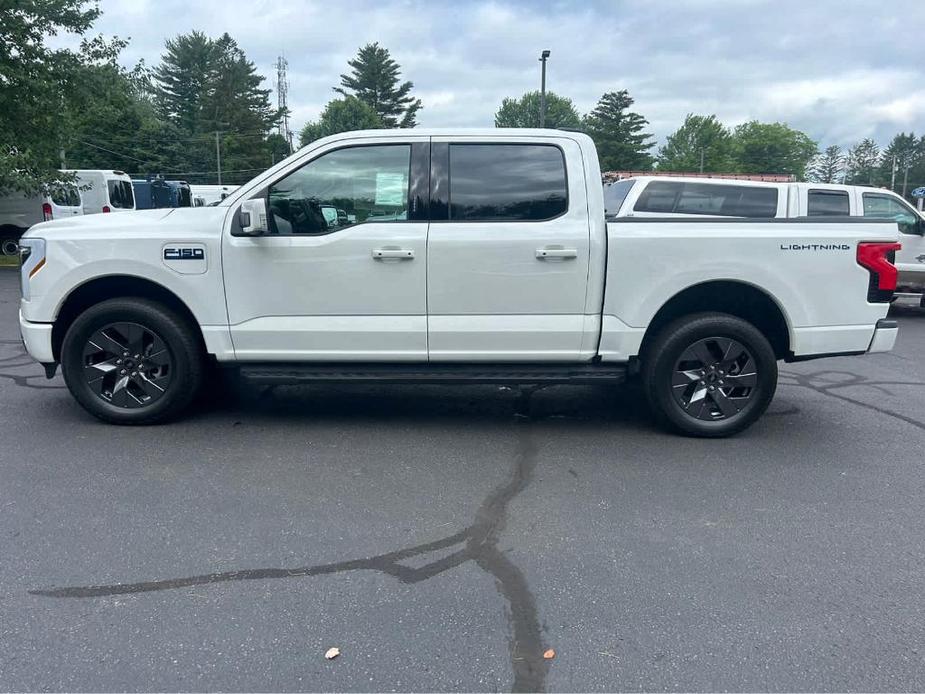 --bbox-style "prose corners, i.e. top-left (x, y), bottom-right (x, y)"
top-left (447, 144), bottom-right (568, 221)
top-left (807, 189), bottom-right (850, 216)
top-left (634, 181), bottom-right (778, 218)
top-left (108, 180), bottom-right (135, 209)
